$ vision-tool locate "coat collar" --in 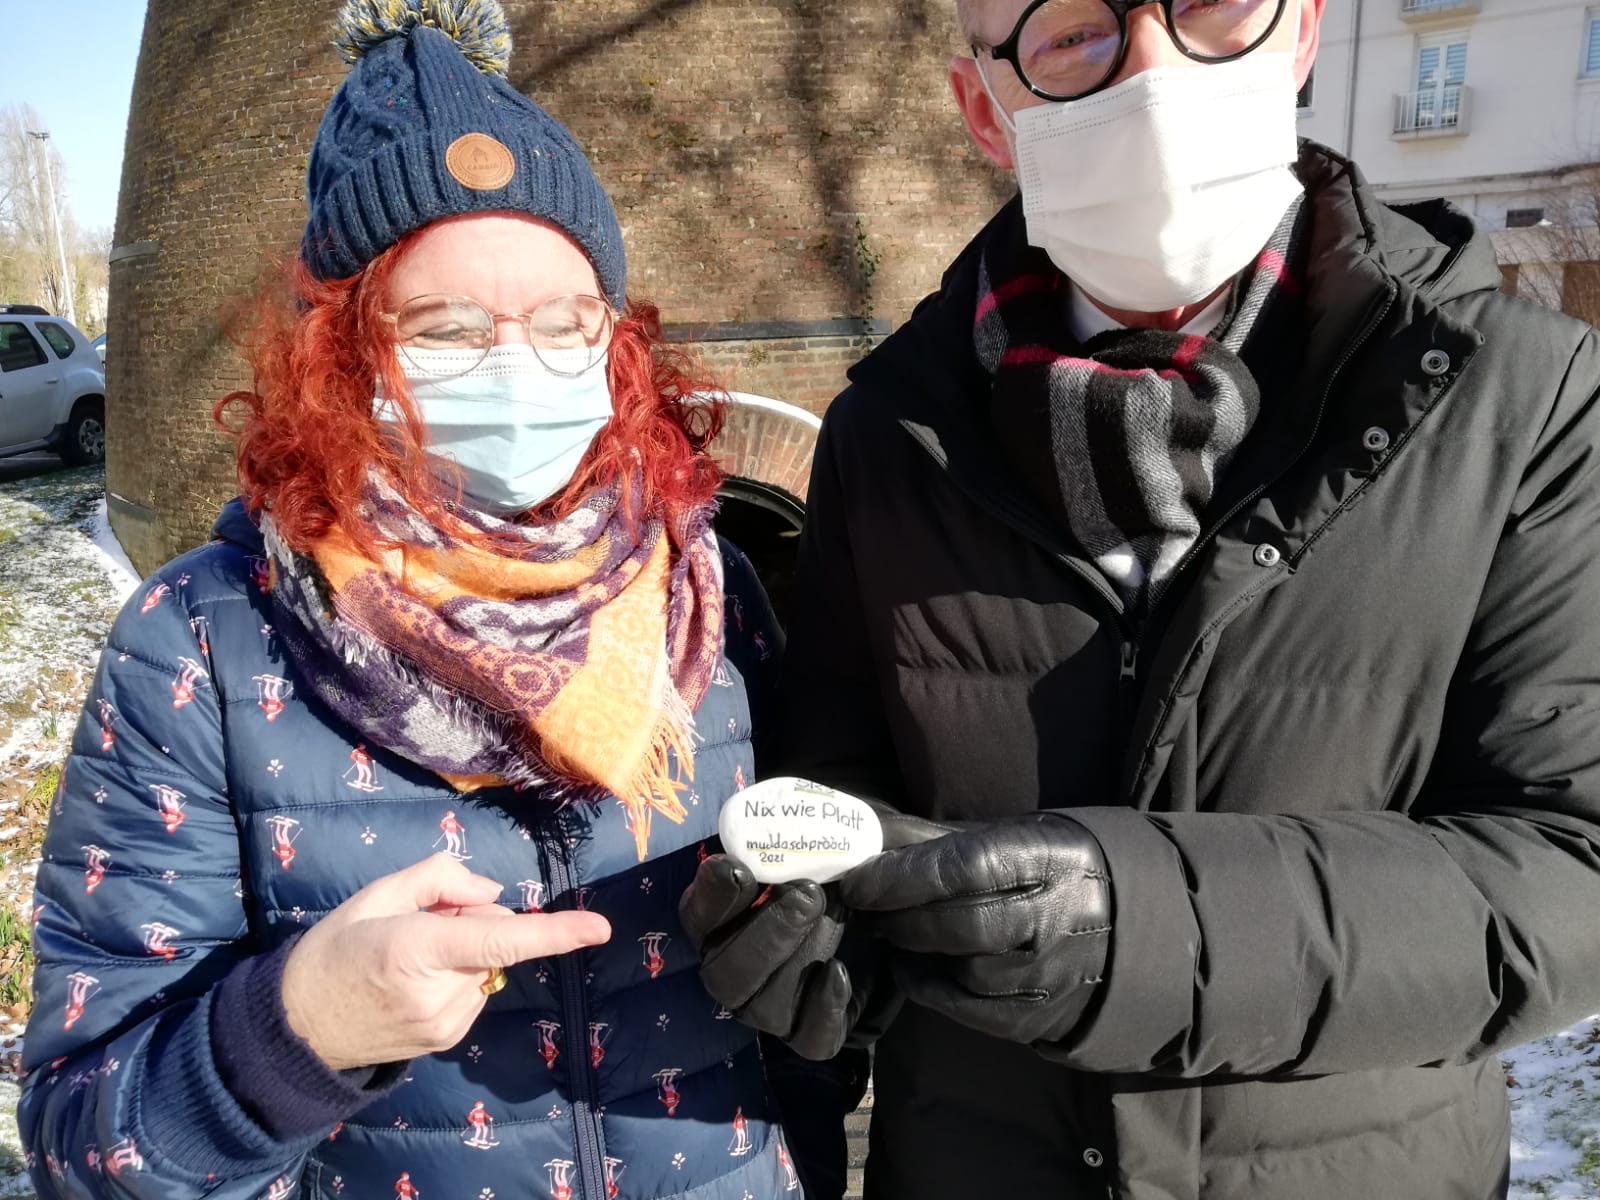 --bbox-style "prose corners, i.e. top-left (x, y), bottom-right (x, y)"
top-left (212, 496), bottom-right (265, 555)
